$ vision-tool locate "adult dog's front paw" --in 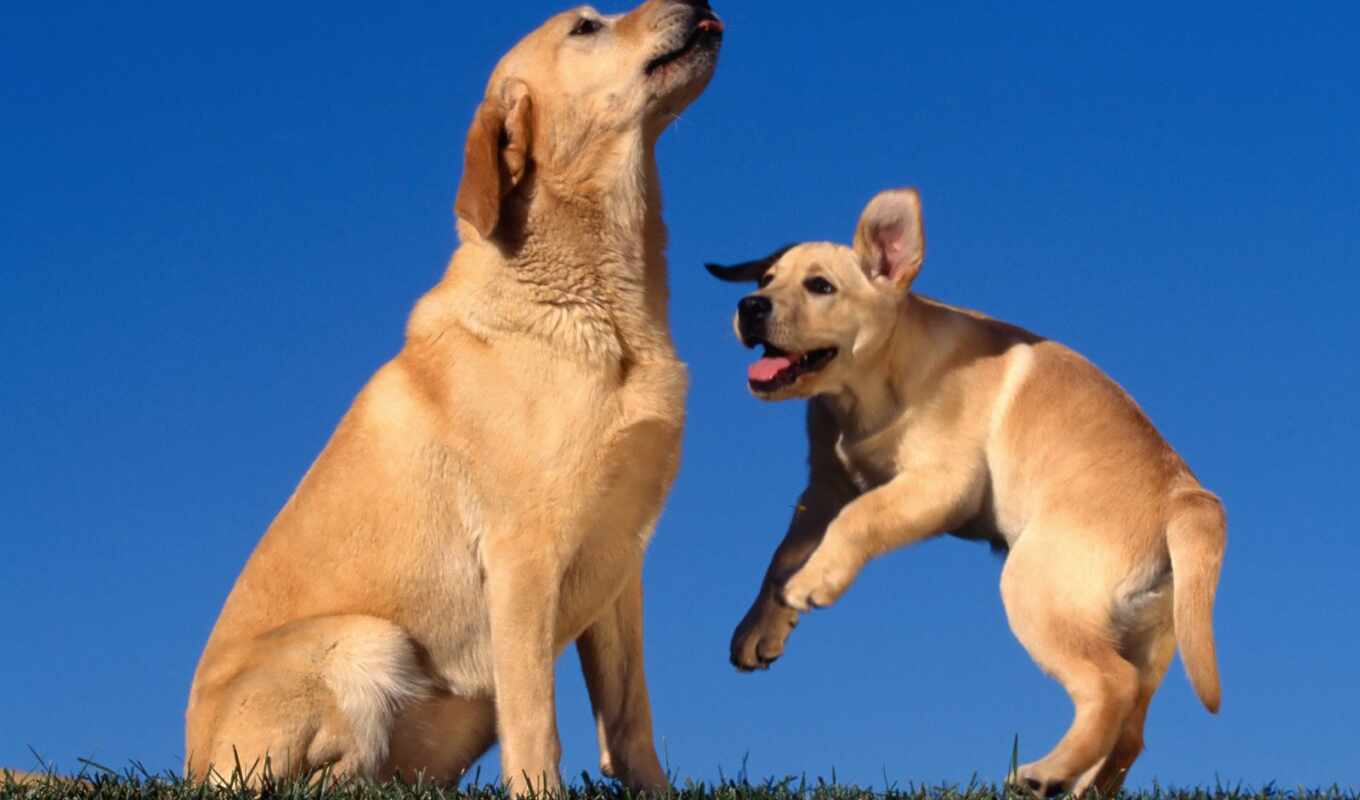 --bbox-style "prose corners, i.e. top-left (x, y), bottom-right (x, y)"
top-left (730, 598), bottom-right (799, 671)
top-left (779, 550), bottom-right (856, 612)
top-left (599, 744), bottom-right (668, 793)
